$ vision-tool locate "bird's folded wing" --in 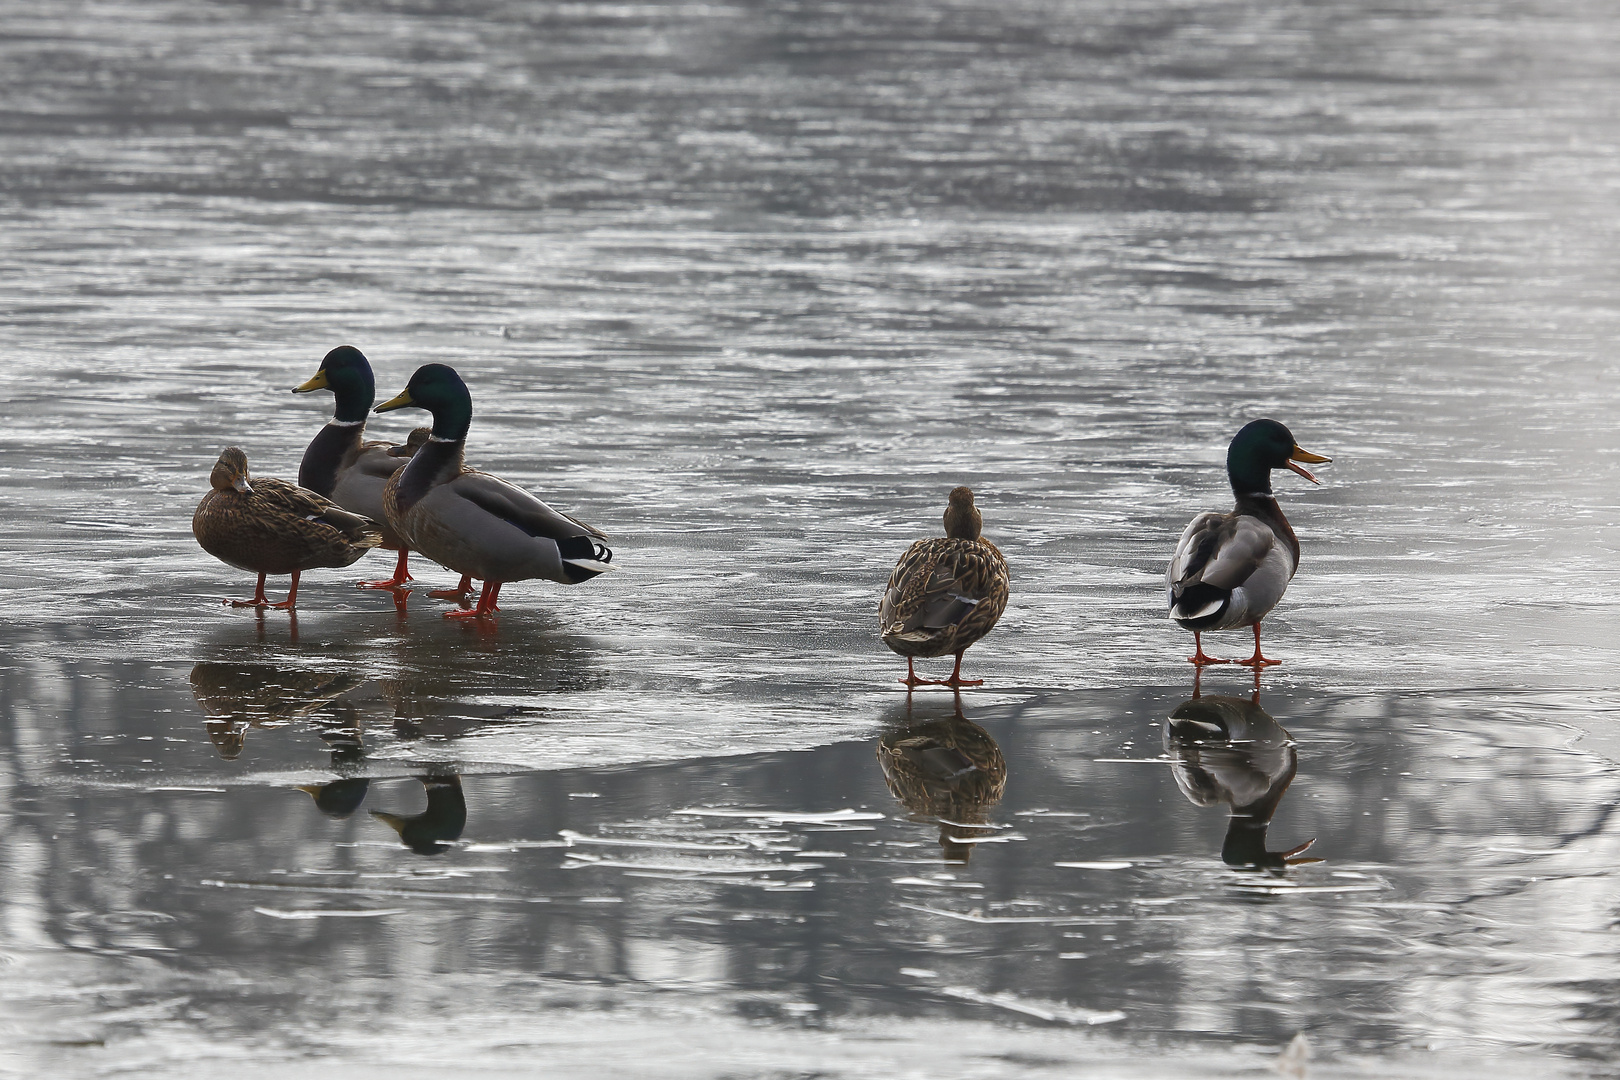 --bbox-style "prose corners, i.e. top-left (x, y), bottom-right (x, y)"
top-left (453, 470), bottom-right (608, 541)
